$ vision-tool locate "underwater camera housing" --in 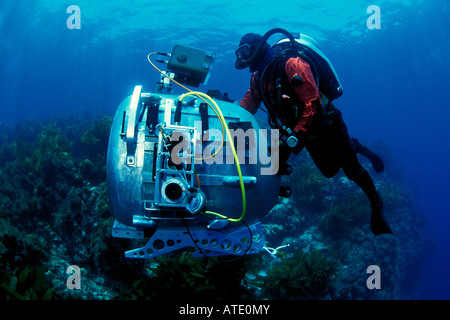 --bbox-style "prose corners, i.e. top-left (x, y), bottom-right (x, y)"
top-left (107, 46), bottom-right (282, 259)
top-left (167, 45), bottom-right (215, 88)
